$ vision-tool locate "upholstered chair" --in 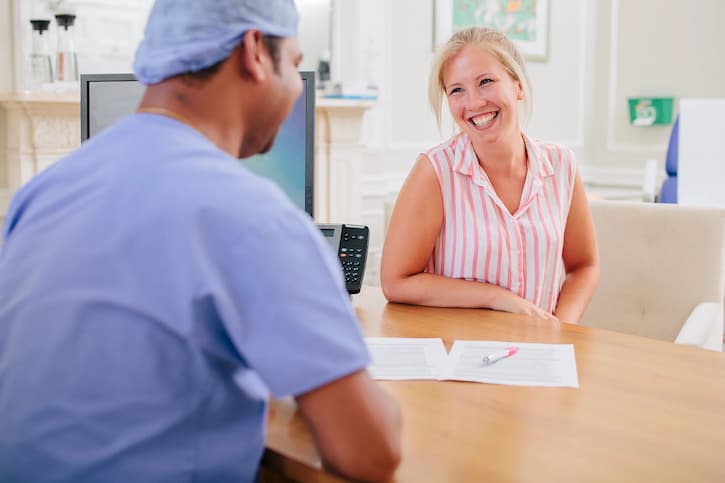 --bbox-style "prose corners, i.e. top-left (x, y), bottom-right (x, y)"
top-left (581, 200), bottom-right (725, 351)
